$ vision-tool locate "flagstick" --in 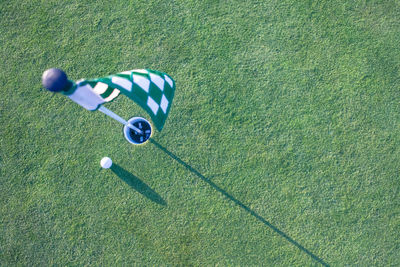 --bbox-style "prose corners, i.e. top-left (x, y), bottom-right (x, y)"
top-left (98, 106), bottom-right (143, 134)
